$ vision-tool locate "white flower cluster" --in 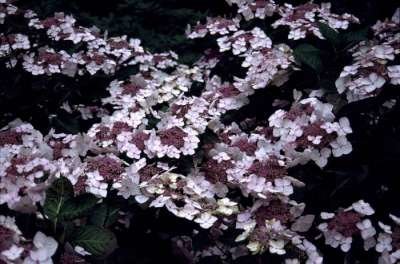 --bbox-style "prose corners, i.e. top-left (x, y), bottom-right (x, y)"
top-left (372, 8), bottom-right (400, 40)
top-left (186, 16), bottom-right (241, 39)
top-left (28, 12), bottom-right (96, 44)
top-left (318, 200), bottom-right (376, 252)
top-left (375, 214), bottom-right (400, 264)
top-left (225, 0), bottom-right (277, 21)
top-left (217, 27), bottom-right (272, 55)
top-left (272, 2), bottom-right (359, 40)
top-left (0, 120), bottom-right (56, 212)
top-left (0, 34), bottom-right (30, 58)
top-left (309, 200), bottom-right (400, 264)
top-left (236, 43), bottom-right (294, 89)
top-left (0, 78), bottom-right (353, 261)
top-left (0, 7), bottom-right (196, 78)
top-left (336, 10), bottom-right (400, 102)
top-left (0, 215), bottom-right (58, 264)
top-left (267, 98), bottom-right (353, 167)
top-left (188, 17), bottom-right (295, 91)
top-left (234, 198), bottom-right (323, 263)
